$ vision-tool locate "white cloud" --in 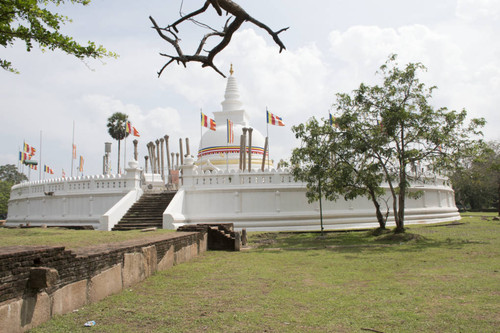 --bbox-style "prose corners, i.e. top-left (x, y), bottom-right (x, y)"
top-left (456, 0), bottom-right (500, 21)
